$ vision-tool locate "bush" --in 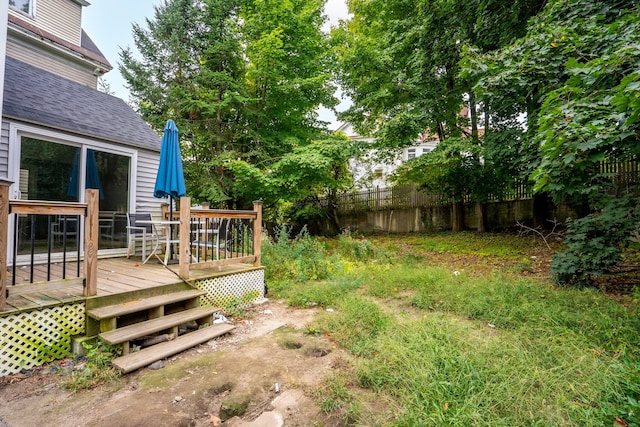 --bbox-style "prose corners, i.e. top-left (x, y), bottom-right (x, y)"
top-left (262, 225), bottom-right (336, 283)
top-left (552, 197), bottom-right (640, 286)
top-left (337, 231), bottom-right (380, 262)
